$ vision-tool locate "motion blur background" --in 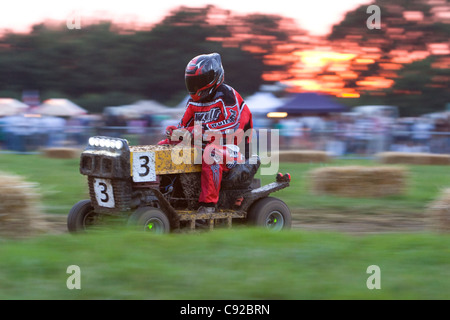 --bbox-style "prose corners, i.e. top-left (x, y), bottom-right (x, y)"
top-left (0, 0), bottom-right (448, 155)
top-left (0, 1), bottom-right (449, 300)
